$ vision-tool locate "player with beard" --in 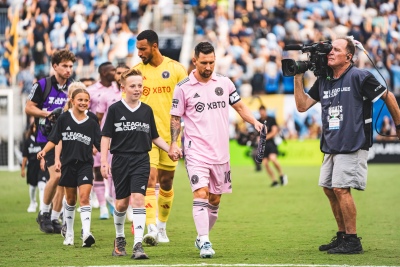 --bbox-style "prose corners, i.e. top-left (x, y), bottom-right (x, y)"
top-left (131, 30), bottom-right (187, 245)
